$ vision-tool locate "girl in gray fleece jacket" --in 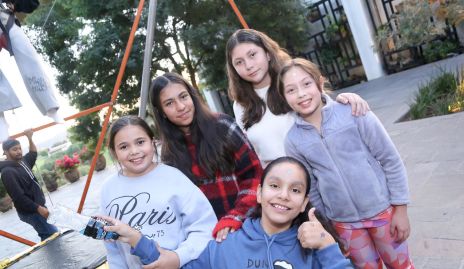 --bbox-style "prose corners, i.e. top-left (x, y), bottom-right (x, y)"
top-left (278, 58), bottom-right (414, 269)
